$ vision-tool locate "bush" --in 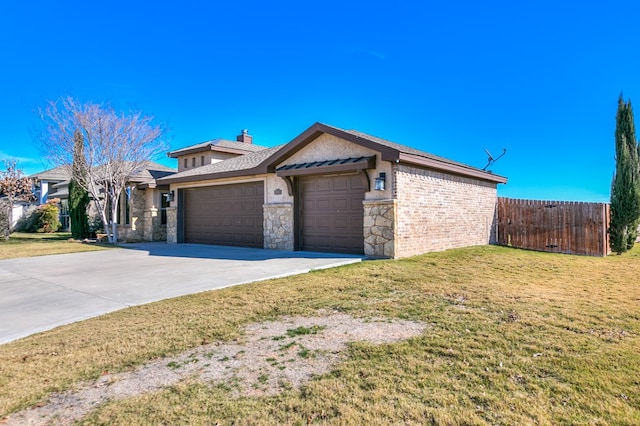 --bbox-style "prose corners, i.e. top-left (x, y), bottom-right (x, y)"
top-left (38, 200), bottom-right (61, 233)
top-left (14, 199), bottom-right (61, 233)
